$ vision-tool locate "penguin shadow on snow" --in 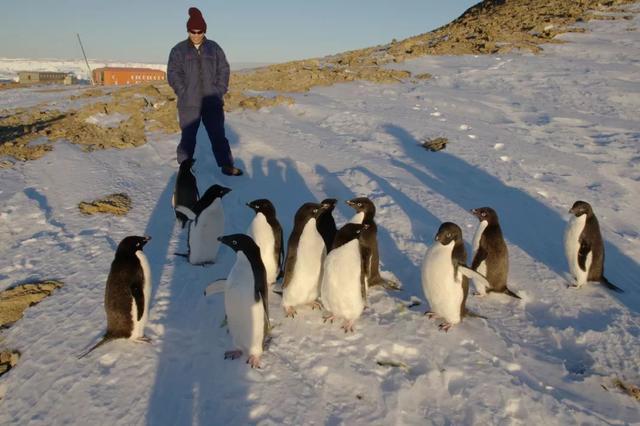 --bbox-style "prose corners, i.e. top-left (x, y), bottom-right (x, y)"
top-left (383, 124), bottom-right (640, 313)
